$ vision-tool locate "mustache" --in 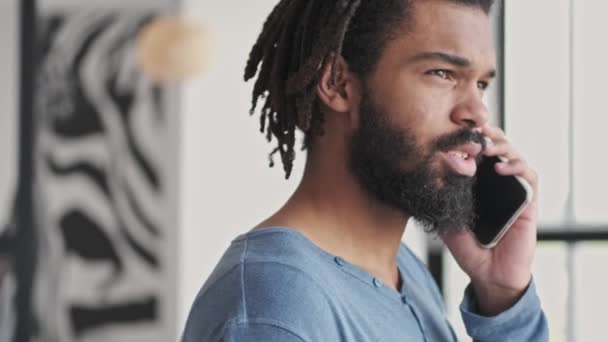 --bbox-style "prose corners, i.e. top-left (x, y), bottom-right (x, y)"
top-left (434, 129), bottom-right (487, 158)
